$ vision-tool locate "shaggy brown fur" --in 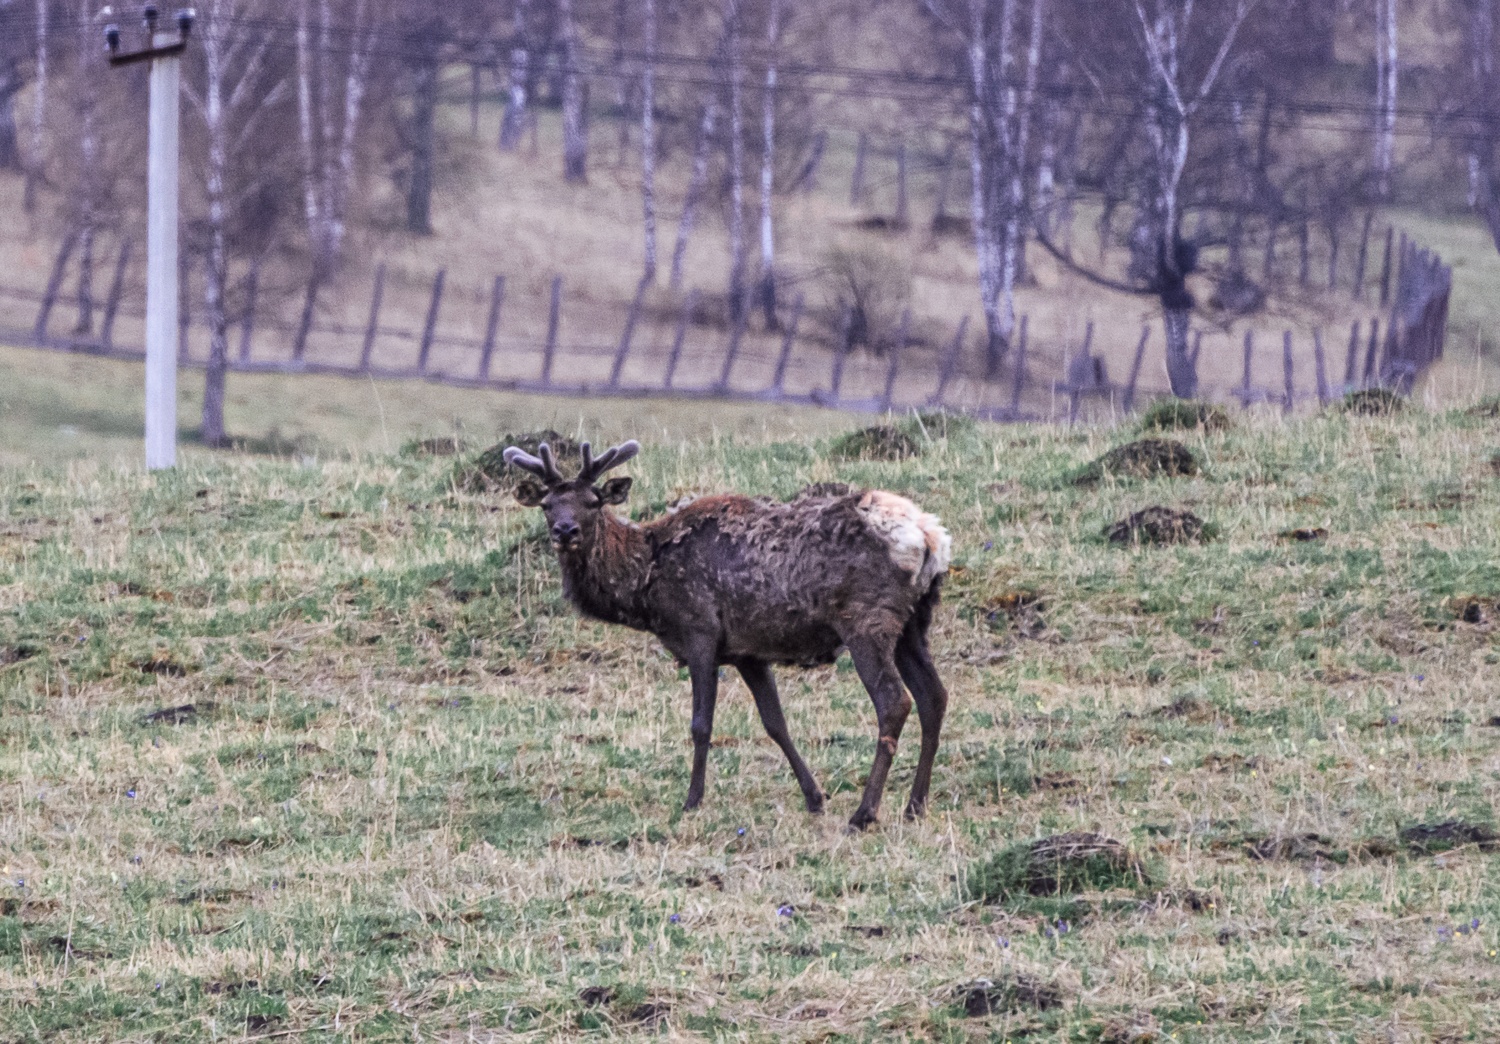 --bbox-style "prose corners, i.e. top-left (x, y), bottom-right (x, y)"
top-left (504, 439), bottom-right (953, 829)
